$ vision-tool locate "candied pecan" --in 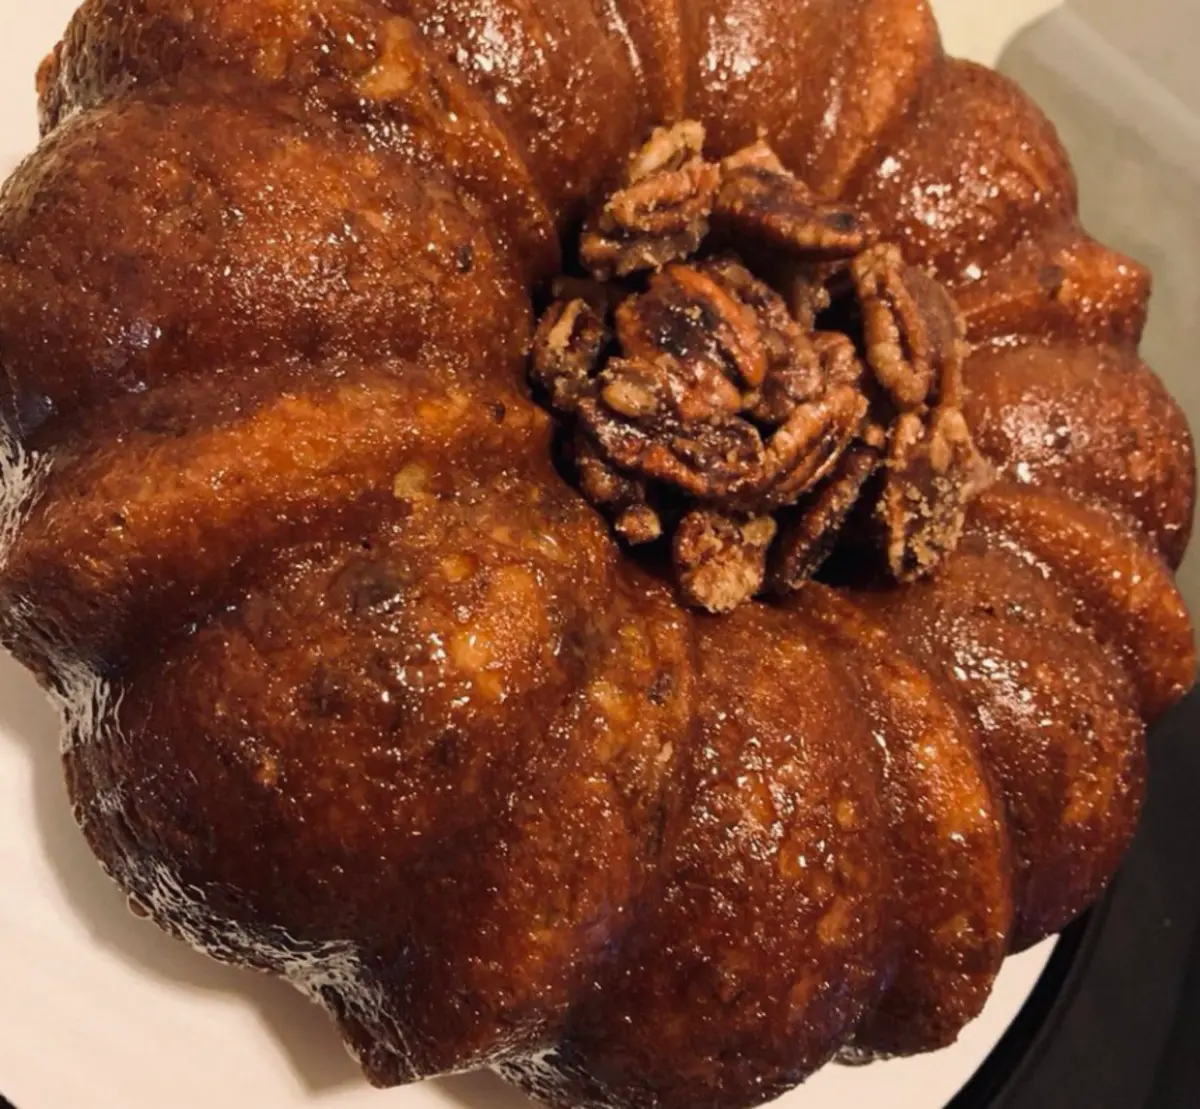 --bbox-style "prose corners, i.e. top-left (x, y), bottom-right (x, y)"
top-left (746, 329), bottom-right (863, 427)
top-left (574, 435), bottom-right (643, 507)
top-left (879, 408), bottom-right (994, 582)
top-left (759, 383), bottom-right (869, 506)
top-left (852, 244), bottom-right (967, 412)
top-left (598, 359), bottom-right (671, 421)
top-left (931, 310), bottom-right (968, 411)
top-left (721, 139), bottom-right (789, 176)
top-left (699, 256), bottom-right (822, 397)
top-left (715, 141), bottom-right (875, 261)
top-left (770, 443), bottom-right (882, 592)
top-left (745, 345), bottom-right (824, 425)
top-left (617, 265), bottom-right (767, 407)
top-left (579, 396), bottom-right (766, 501)
top-left (674, 510), bottom-right (778, 614)
top-left (580, 122), bottom-right (721, 279)
top-left (579, 376), bottom-right (868, 514)
top-left (814, 332), bottom-right (867, 388)
top-left (574, 437), bottom-right (663, 546)
top-left (860, 419), bottom-right (889, 452)
top-left (531, 298), bottom-right (608, 412)
top-left (627, 119), bottom-right (707, 184)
